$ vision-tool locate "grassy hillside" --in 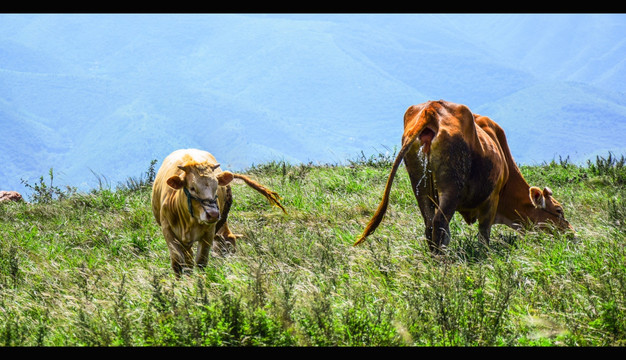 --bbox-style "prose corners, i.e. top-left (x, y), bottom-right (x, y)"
top-left (0, 153), bottom-right (624, 346)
